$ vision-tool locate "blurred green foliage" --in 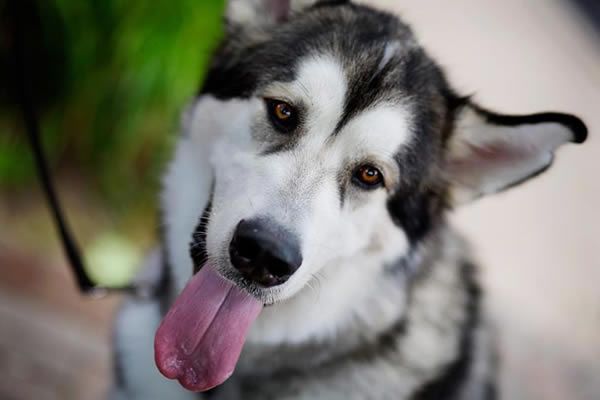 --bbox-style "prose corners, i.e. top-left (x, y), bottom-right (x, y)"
top-left (1, 0), bottom-right (225, 208)
top-left (0, 0), bottom-right (224, 283)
